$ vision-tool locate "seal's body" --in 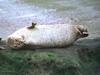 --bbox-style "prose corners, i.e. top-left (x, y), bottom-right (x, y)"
top-left (7, 23), bottom-right (88, 49)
